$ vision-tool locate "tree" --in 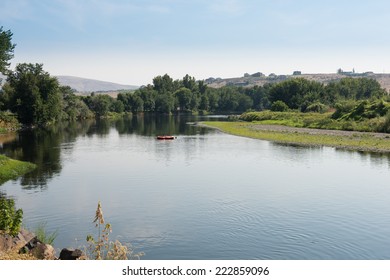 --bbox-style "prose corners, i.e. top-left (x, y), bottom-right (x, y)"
top-left (5, 63), bottom-right (62, 124)
top-left (87, 95), bottom-right (112, 117)
top-left (269, 78), bottom-right (324, 111)
top-left (175, 87), bottom-right (192, 111)
top-left (182, 74), bottom-right (198, 92)
top-left (325, 77), bottom-right (386, 102)
top-left (153, 74), bottom-right (174, 94)
top-left (155, 93), bottom-right (174, 113)
top-left (137, 86), bottom-right (156, 111)
top-left (0, 27), bottom-right (16, 74)
top-left (111, 100), bottom-right (124, 113)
